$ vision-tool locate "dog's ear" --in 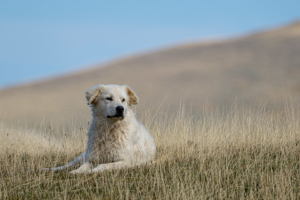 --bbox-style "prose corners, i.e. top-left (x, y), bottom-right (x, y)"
top-left (85, 85), bottom-right (104, 105)
top-left (124, 85), bottom-right (139, 106)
